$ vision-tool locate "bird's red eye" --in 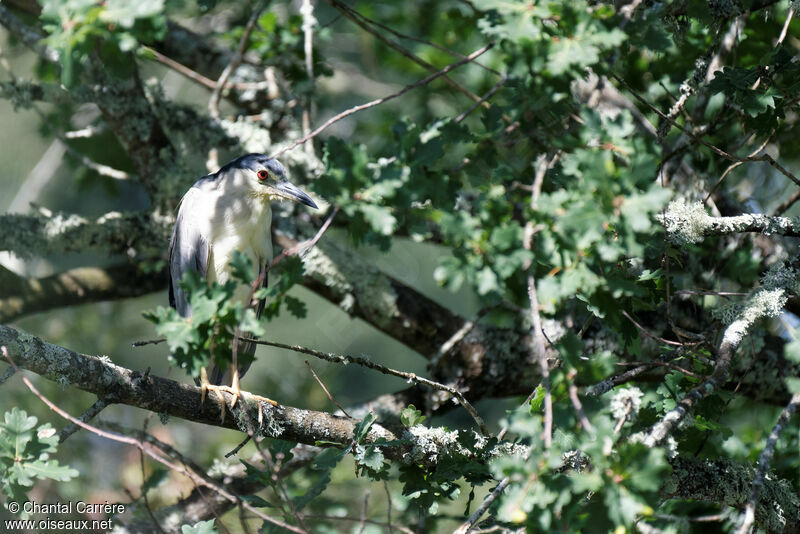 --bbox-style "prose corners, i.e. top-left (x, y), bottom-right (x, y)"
top-left (257, 170), bottom-right (269, 180)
